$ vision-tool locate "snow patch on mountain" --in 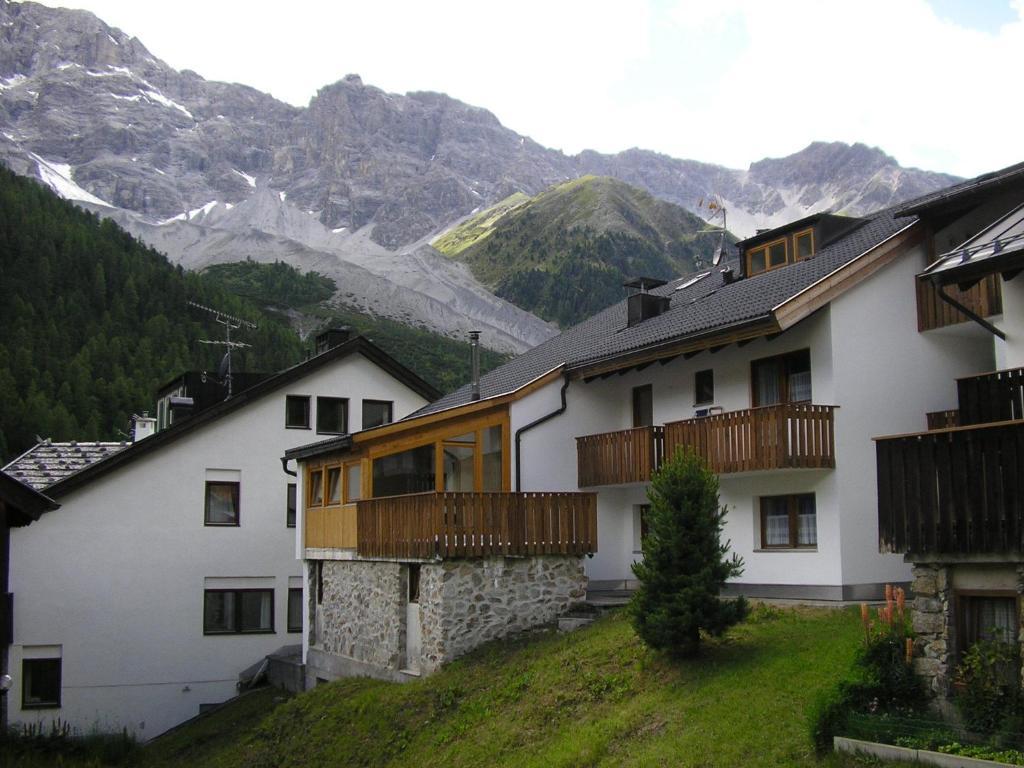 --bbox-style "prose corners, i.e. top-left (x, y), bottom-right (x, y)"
top-left (32, 155), bottom-right (112, 208)
top-left (233, 169), bottom-right (256, 188)
top-left (142, 89), bottom-right (193, 119)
